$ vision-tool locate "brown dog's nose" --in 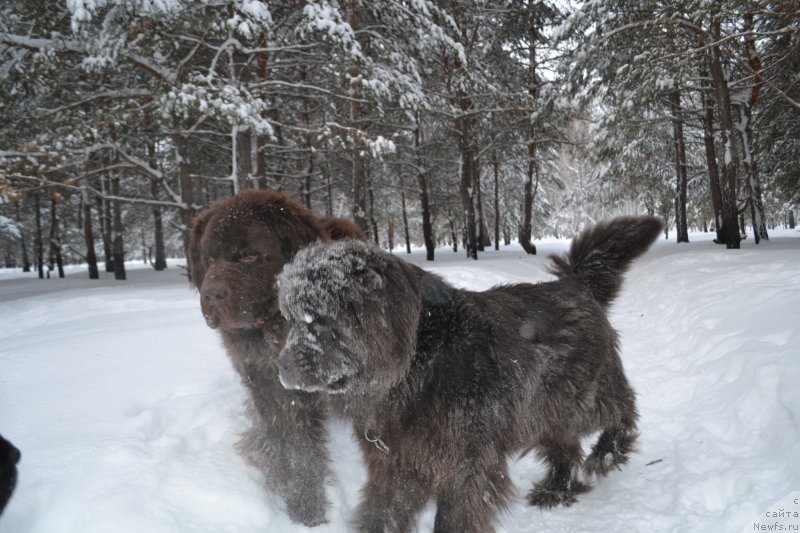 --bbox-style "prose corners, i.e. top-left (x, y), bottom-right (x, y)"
top-left (202, 279), bottom-right (229, 307)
